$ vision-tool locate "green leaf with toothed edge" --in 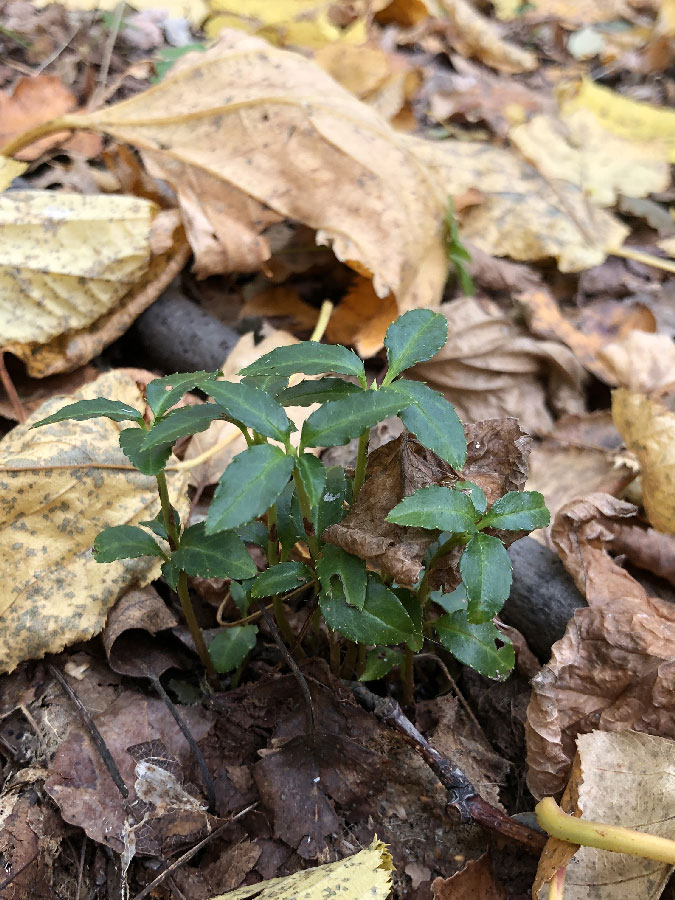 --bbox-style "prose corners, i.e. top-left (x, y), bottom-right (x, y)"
top-left (171, 523), bottom-right (257, 581)
top-left (240, 341), bottom-right (365, 380)
top-left (146, 370), bottom-right (220, 418)
top-left (94, 525), bottom-right (165, 563)
top-left (434, 611), bottom-right (514, 680)
top-left (207, 379), bottom-right (292, 442)
top-left (32, 398), bottom-right (143, 428)
top-left (478, 491), bottom-right (550, 532)
top-left (386, 485), bottom-right (477, 533)
top-left (301, 388), bottom-right (406, 448)
top-left (141, 403), bottom-right (225, 450)
top-left (319, 576), bottom-right (414, 646)
top-left (296, 453), bottom-right (326, 510)
top-left (249, 562), bottom-right (314, 598)
top-left (208, 625), bottom-right (258, 674)
top-left (460, 533), bottom-right (512, 624)
top-left (119, 427), bottom-right (171, 476)
top-left (277, 377), bottom-right (361, 407)
top-left (240, 374), bottom-right (289, 396)
top-left (316, 545), bottom-right (367, 610)
top-left (313, 466), bottom-right (347, 536)
top-left (383, 309), bottom-right (448, 383)
top-left (389, 379), bottom-right (466, 469)
top-left (359, 647), bottom-right (404, 681)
